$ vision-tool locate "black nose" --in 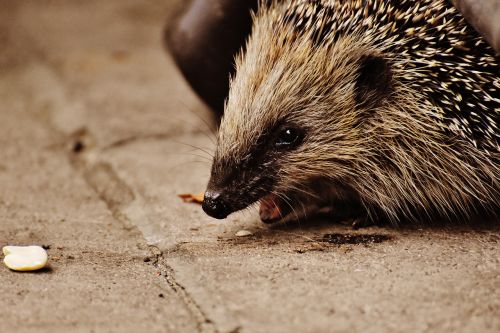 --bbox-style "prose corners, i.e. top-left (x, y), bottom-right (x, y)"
top-left (202, 191), bottom-right (231, 219)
